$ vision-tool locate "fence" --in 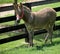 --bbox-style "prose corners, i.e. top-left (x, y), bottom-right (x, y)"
top-left (0, 0), bottom-right (60, 44)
